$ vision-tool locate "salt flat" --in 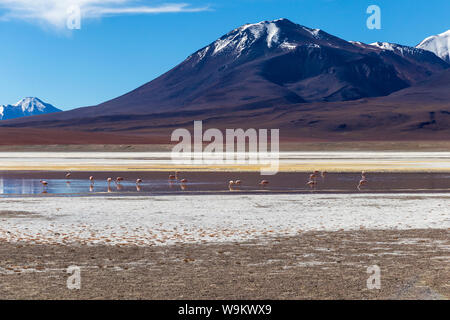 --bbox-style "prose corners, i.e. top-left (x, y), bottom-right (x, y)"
top-left (1, 193), bottom-right (449, 246)
top-left (1, 152), bottom-right (450, 171)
